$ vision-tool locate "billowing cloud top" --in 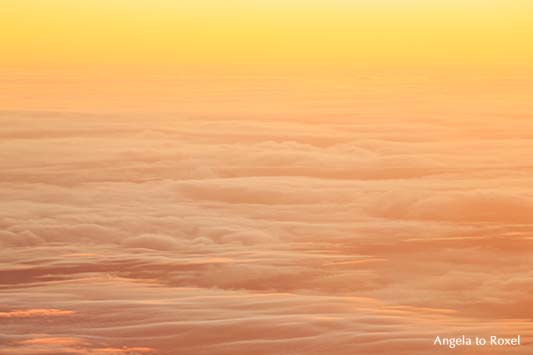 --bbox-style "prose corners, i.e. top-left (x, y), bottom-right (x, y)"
top-left (1, 71), bottom-right (533, 355)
